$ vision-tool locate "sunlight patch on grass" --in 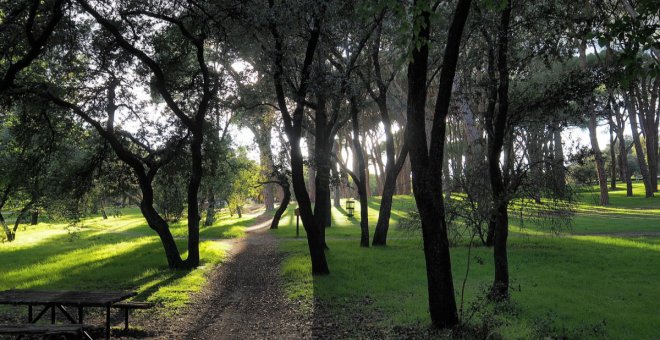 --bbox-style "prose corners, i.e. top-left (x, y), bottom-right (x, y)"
top-left (0, 209), bottom-right (233, 315)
